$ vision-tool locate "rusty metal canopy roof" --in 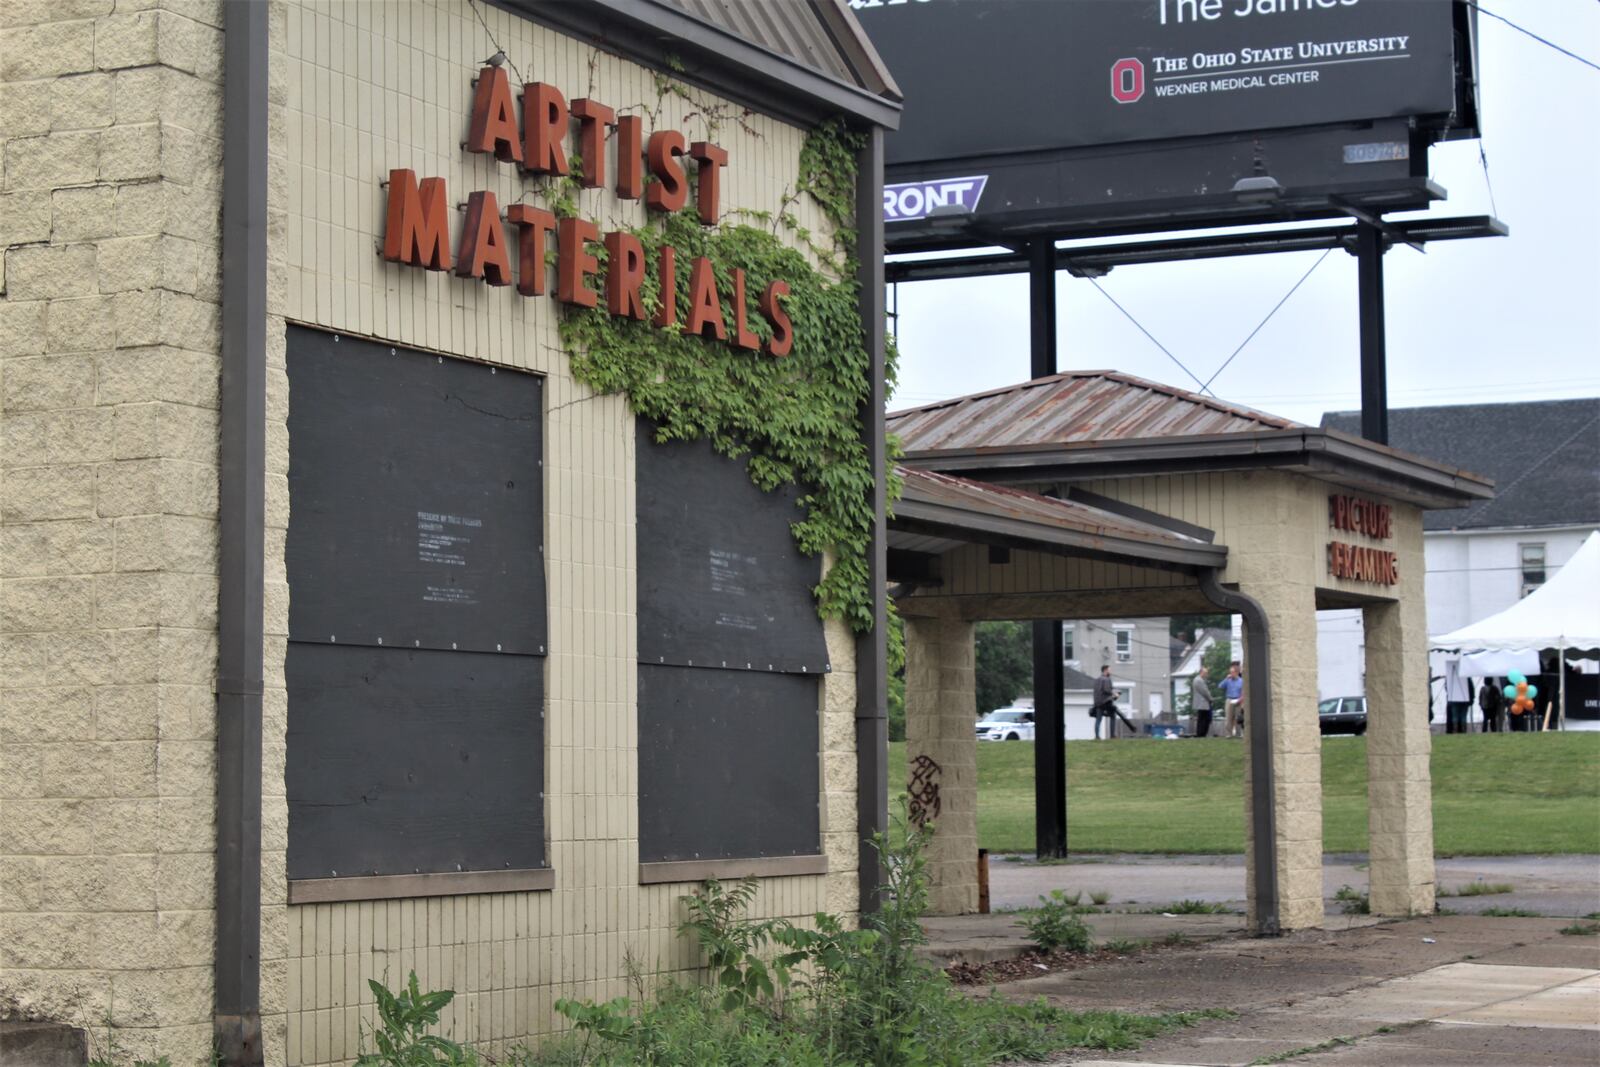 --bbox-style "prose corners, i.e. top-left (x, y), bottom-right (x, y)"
top-left (889, 370), bottom-right (1296, 453)
top-left (893, 466), bottom-right (1226, 571)
top-left (889, 370), bottom-right (1494, 510)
